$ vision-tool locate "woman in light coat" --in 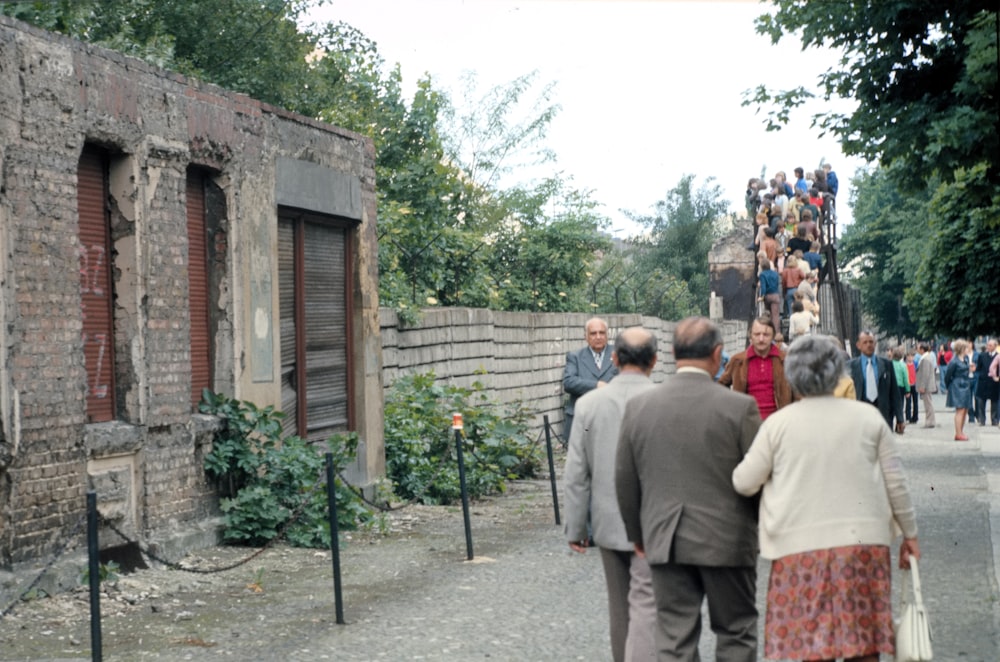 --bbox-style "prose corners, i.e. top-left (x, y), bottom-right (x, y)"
top-left (733, 335), bottom-right (920, 662)
top-left (944, 338), bottom-right (974, 441)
